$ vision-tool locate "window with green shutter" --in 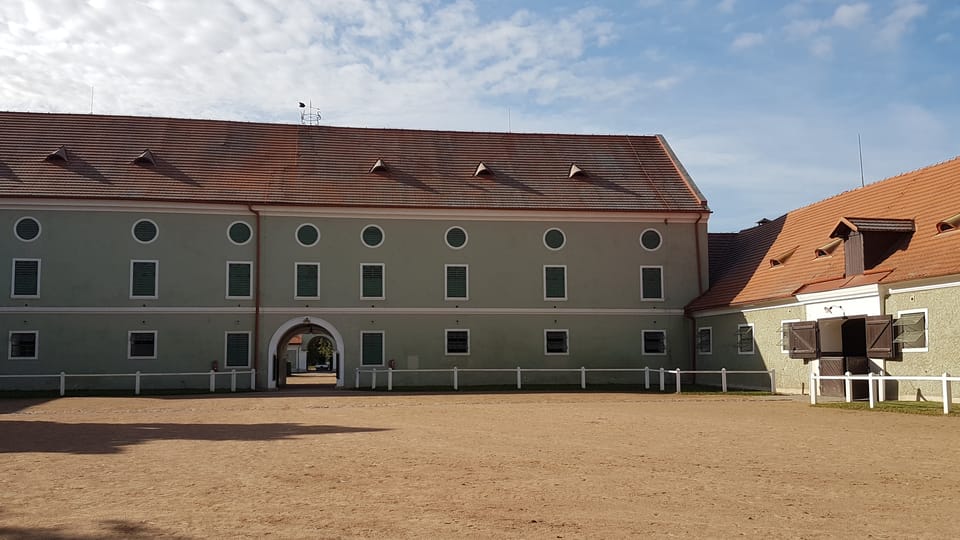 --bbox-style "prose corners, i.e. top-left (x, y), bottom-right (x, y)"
top-left (227, 262), bottom-right (252, 298)
top-left (12, 259), bottom-right (40, 297)
top-left (130, 260), bottom-right (157, 298)
top-left (445, 265), bottom-right (468, 300)
top-left (641, 266), bottom-right (663, 300)
top-left (361, 264), bottom-right (384, 299)
top-left (361, 331), bottom-right (384, 365)
top-left (642, 330), bottom-right (666, 355)
top-left (128, 331), bottom-right (157, 359)
top-left (295, 263), bottom-right (319, 298)
top-left (545, 330), bottom-right (569, 355)
top-left (544, 265), bottom-right (566, 300)
top-left (446, 329), bottom-right (470, 355)
top-left (225, 332), bottom-right (251, 368)
top-left (9, 331), bottom-right (38, 359)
